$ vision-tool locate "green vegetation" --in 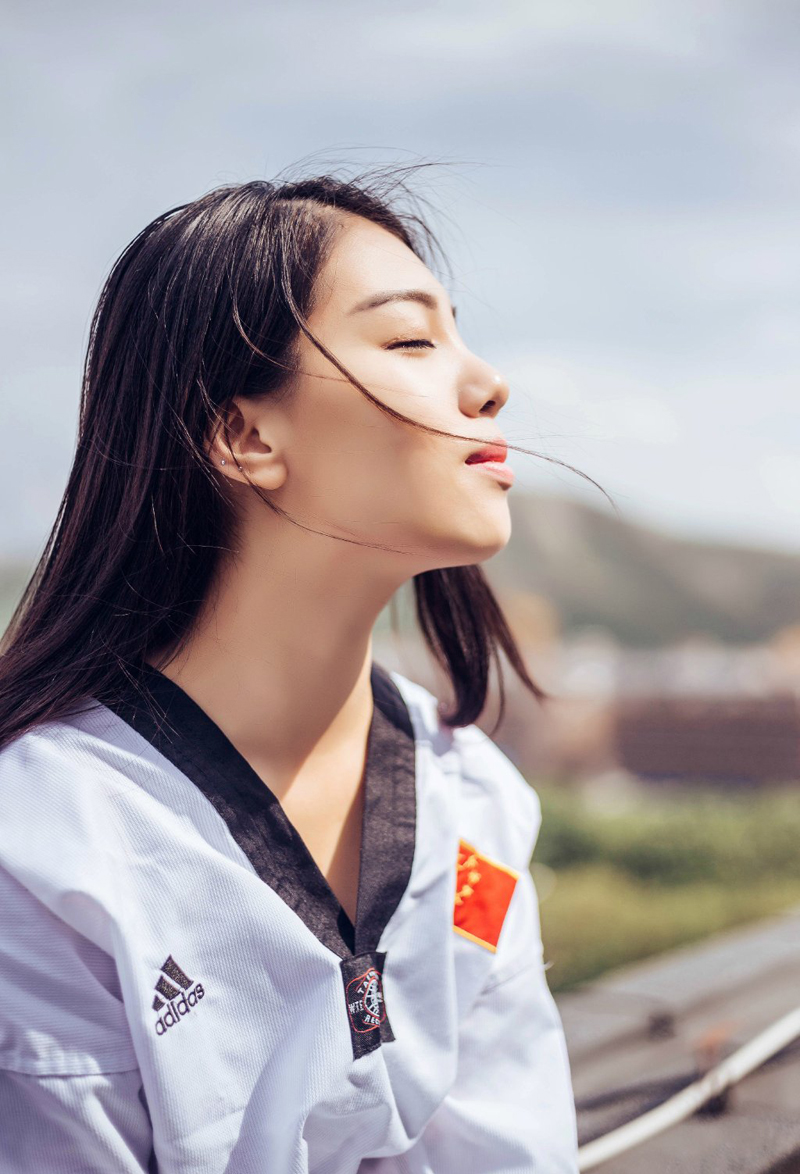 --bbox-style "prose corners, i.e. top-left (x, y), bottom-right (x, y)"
top-left (532, 785), bottom-right (800, 992)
